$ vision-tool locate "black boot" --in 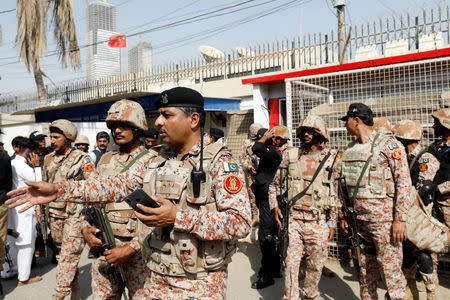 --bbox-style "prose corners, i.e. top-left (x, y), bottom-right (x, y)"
top-left (251, 273), bottom-right (275, 289)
